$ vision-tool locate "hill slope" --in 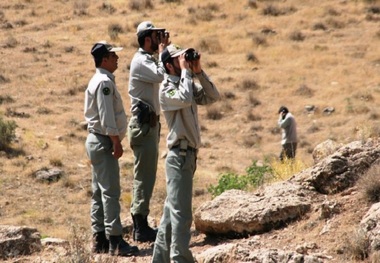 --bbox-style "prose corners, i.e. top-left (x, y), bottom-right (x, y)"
top-left (0, 0), bottom-right (379, 262)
